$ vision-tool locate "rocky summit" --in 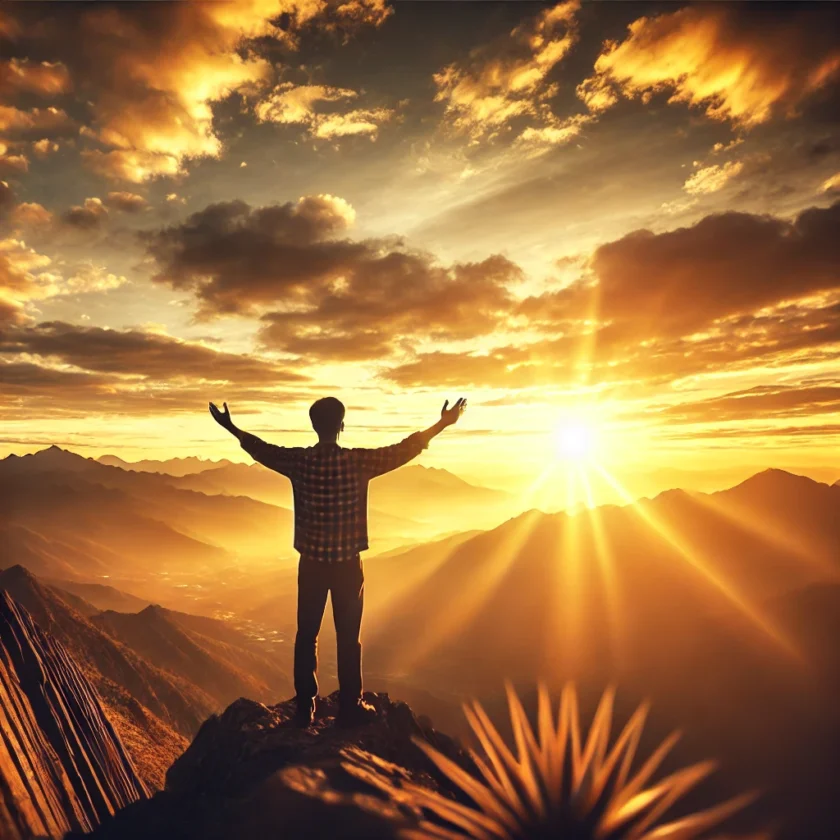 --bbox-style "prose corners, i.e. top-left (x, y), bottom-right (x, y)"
top-left (0, 591), bottom-right (147, 840)
top-left (79, 691), bottom-right (474, 840)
